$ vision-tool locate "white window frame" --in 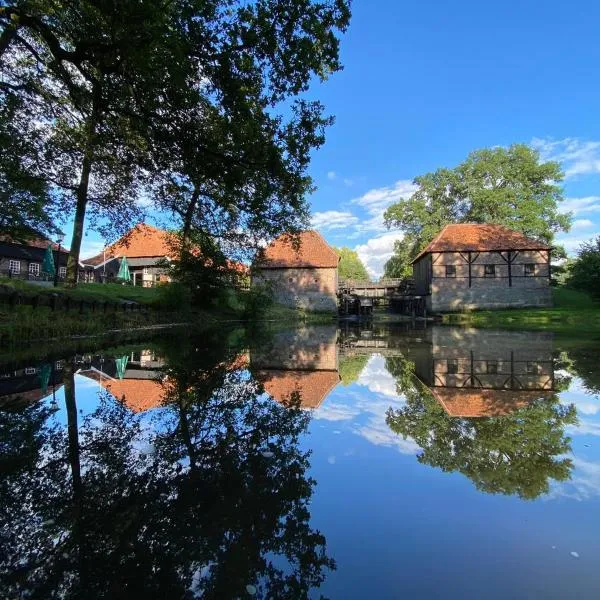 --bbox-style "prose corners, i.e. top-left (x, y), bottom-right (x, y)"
top-left (59, 266), bottom-right (67, 277)
top-left (25, 367), bottom-right (37, 375)
top-left (9, 259), bottom-right (20, 274)
top-left (524, 263), bottom-right (536, 277)
top-left (29, 262), bottom-right (40, 276)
